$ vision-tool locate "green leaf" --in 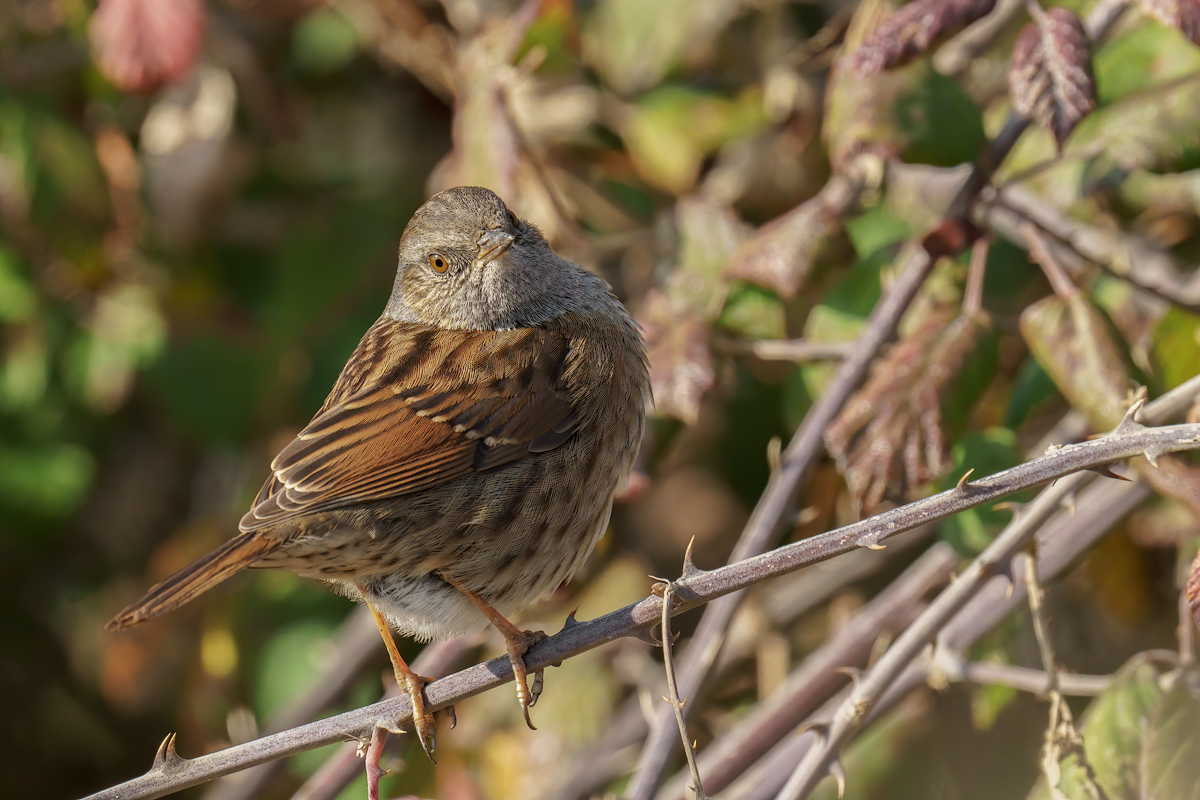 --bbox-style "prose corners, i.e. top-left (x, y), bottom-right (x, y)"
top-left (0, 244), bottom-right (37, 321)
top-left (845, 204), bottom-right (912, 259)
top-left (293, 7), bottom-right (359, 75)
top-left (0, 442), bottom-right (95, 526)
top-left (1020, 294), bottom-right (1130, 430)
top-left (1141, 682), bottom-right (1200, 800)
top-left (622, 86), bottom-right (768, 193)
top-left (1080, 662), bottom-right (1163, 797)
top-left (147, 336), bottom-right (266, 443)
top-left (896, 70), bottom-right (986, 167)
top-left (1093, 22), bottom-right (1200, 106)
top-left (1029, 661), bottom-right (1165, 800)
top-left (719, 283), bottom-right (786, 340)
top-left (1153, 306), bottom-right (1200, 393)
top-left (254, 619), bottom-right (340, 721)
top-left (1006, 356), bottom-right (1062, 429)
